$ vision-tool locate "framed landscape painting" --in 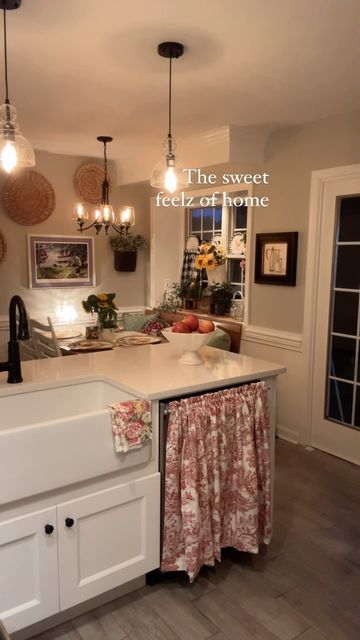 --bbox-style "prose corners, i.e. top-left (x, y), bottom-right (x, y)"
top-left (254, 232), bottom-right (298, 286)
top-left (28, 235), bottom-right (95, 289)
